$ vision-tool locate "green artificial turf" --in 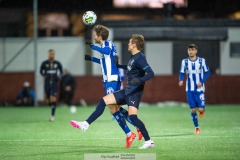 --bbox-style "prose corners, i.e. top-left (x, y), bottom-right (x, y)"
top-left (0, 105), bottom-right (239, 160)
